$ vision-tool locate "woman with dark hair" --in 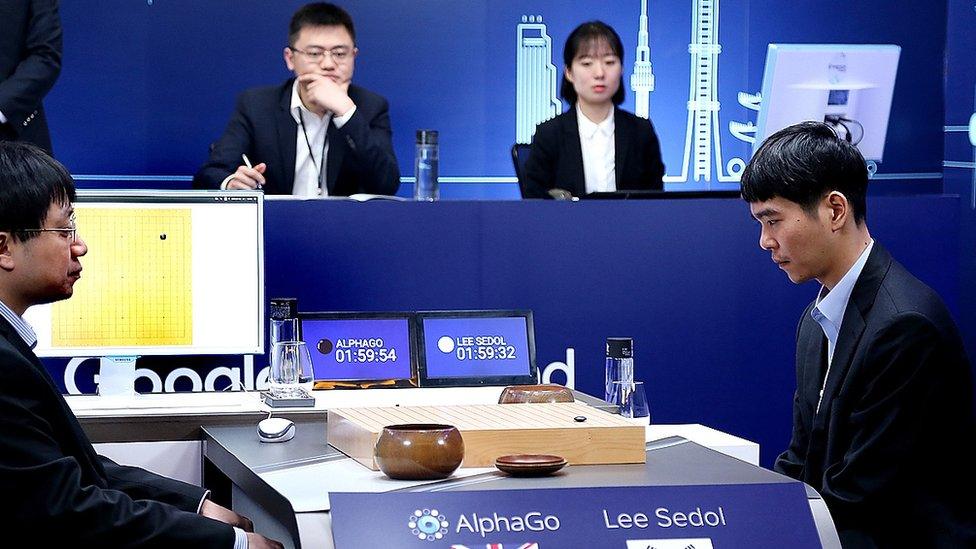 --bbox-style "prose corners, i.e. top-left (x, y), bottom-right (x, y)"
top-left (523, 21), bottom-right (665, 198)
